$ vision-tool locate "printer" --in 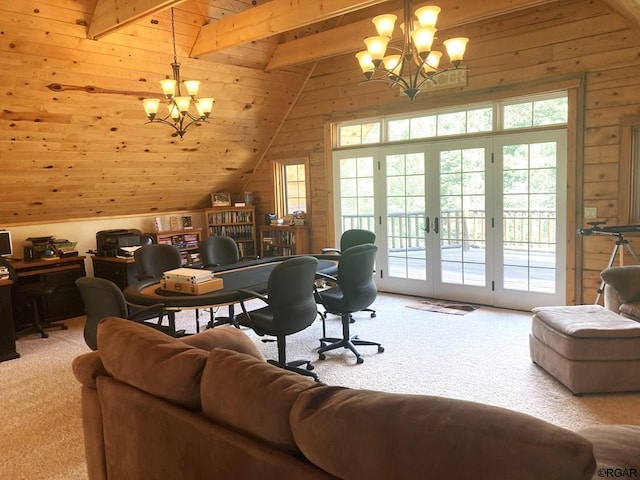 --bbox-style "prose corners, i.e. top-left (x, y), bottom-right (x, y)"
top-left (96, 229), bottom-right (143, 257)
